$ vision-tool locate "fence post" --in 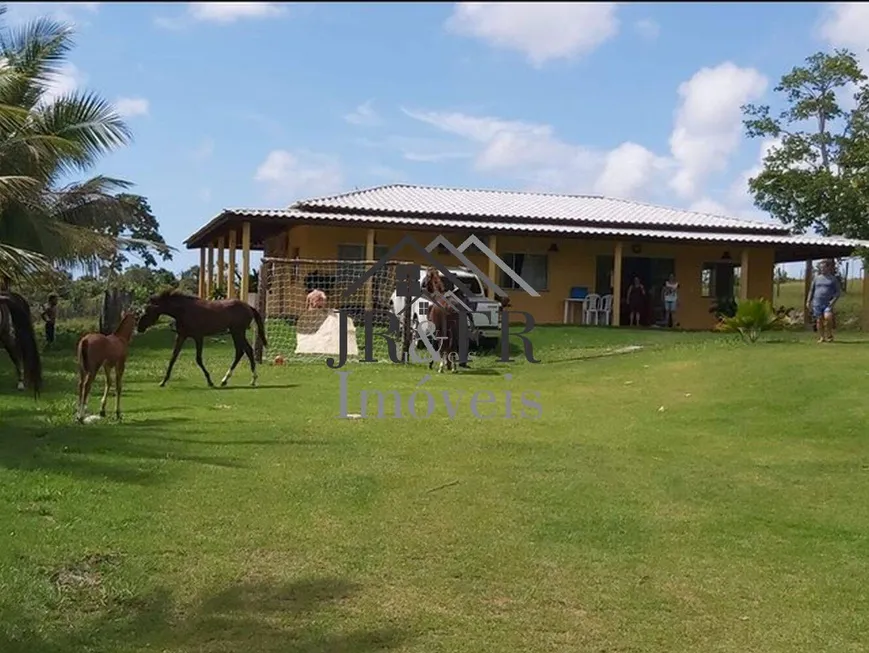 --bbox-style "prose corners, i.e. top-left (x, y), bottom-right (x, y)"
top-left (254, 261), bottom-right (269, 363)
